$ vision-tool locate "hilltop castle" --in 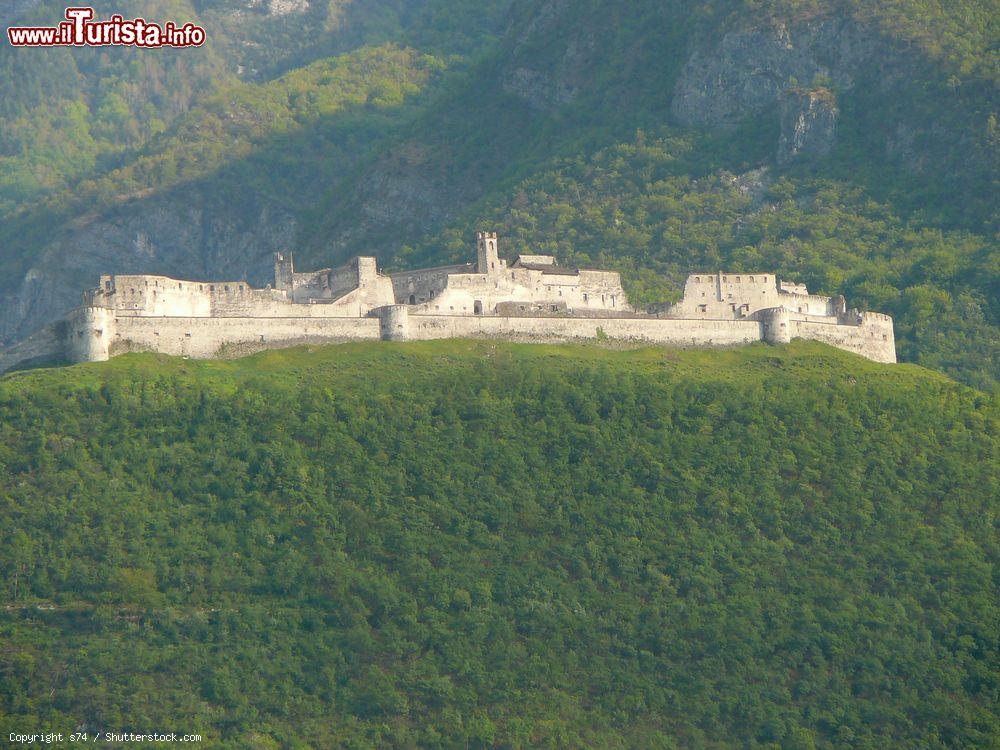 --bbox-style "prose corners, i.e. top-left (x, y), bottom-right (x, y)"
top-left (0, 232), bottom-right (895, 372)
